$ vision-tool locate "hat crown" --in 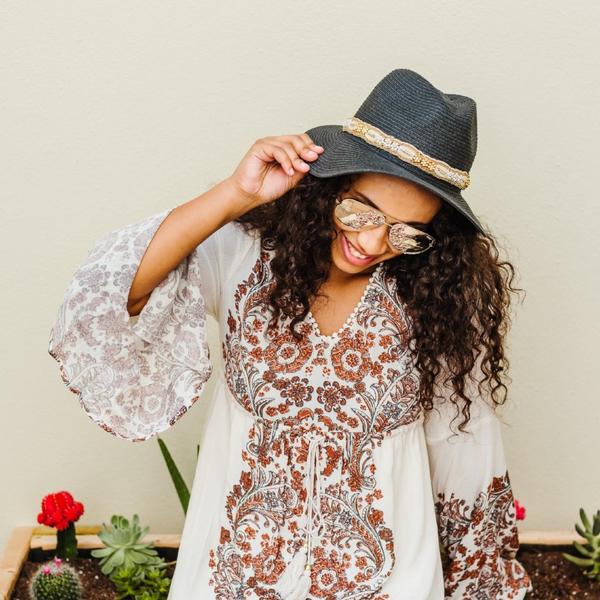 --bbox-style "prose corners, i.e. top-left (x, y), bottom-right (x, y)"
top-left (354, 69), bottom-right (477, 173)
